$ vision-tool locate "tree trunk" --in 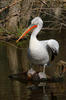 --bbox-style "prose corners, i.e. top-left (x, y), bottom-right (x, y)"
top-left (6, 0), bottom-right (21, 32)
